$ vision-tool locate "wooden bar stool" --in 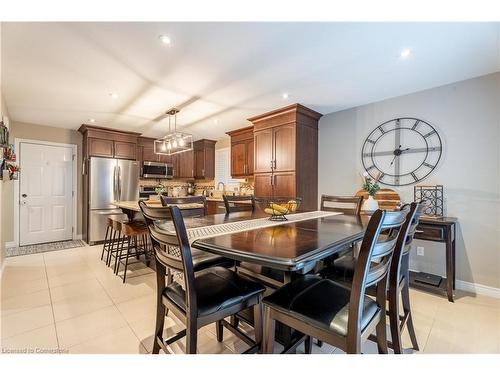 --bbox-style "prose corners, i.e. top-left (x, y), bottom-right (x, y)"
top-left (114, 221), bottom-right (151, 283)
top-left (102, 217), bottom-right (126, 267)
